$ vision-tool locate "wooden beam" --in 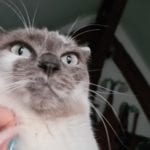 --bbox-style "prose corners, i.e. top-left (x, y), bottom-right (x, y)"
top-left (112, 37), bottom-right (150, 120)
top-left (96, 0), bottom-right (128, 28)
top-left (90, 0), bottom-right (128, 87)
